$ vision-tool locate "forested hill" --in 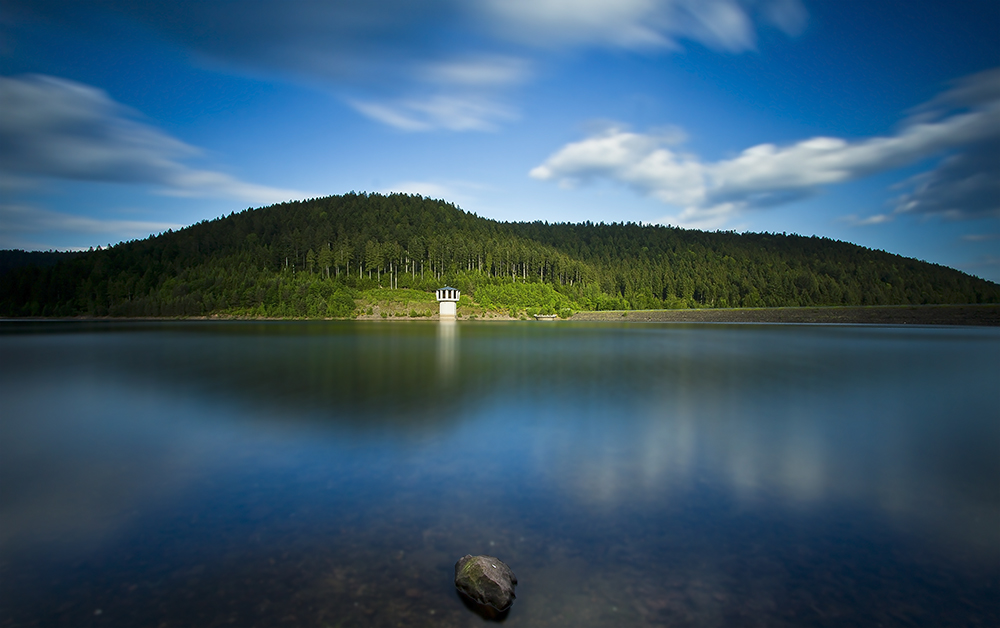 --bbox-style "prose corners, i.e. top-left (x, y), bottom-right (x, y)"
top-left (2, 192), bottom-right (998, 318)
top-left (0, 250), bottom-right (82, 278)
